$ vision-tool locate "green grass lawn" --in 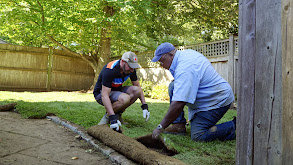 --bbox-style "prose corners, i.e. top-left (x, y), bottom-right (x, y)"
top-left (0, 91), bottom-right (236, 165)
